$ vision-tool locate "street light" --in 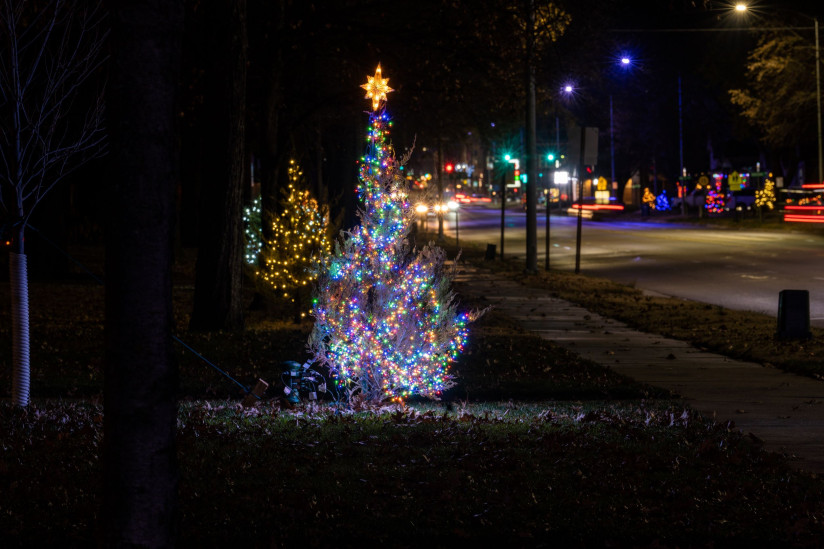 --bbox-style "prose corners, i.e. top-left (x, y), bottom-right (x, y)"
top-left (542, 84), bottom-right (573, 271)
top-left (502, 154), bottom-right (520, 258)
top-left (497, 153), bottom-right (519, 260)
top-left (736, 3), bottom-right (822, 183)
top-left (611, 56), bottom-right (633, 190)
